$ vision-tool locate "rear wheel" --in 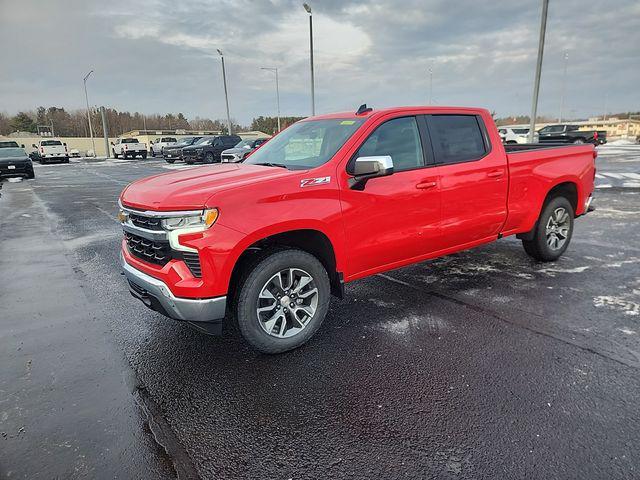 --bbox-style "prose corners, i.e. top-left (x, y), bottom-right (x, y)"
top-left (573, 138), bottom-right (585, 144)
top-left (522, 196), bottom-right (574, 262)
top-left (204, 152), bottom-right (214, 164)
top-left (165, 158), bottom-right (175, 164)
top-left (235, 249), bottom-right (330, 354)
top-left (141, 151), bottom-right (147, 159)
